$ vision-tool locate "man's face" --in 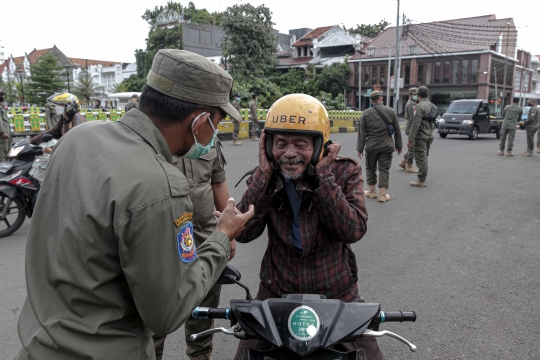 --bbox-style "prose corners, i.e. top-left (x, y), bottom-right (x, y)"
top-left (133, 97), bottom-right (138, 103)
top-left (272, 134), bottom-right (314, 180)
